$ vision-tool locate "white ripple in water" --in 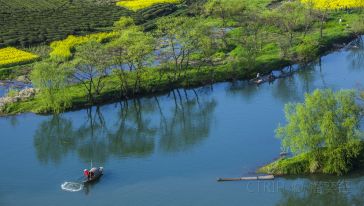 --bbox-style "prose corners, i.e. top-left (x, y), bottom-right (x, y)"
top-left (61, 182), bottom-right (83, 192)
